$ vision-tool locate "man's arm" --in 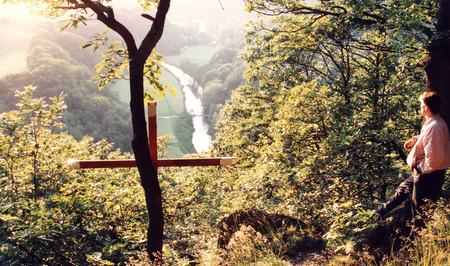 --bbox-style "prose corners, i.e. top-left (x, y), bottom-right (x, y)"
top-left (416, 127), bottom-right (446, 174)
